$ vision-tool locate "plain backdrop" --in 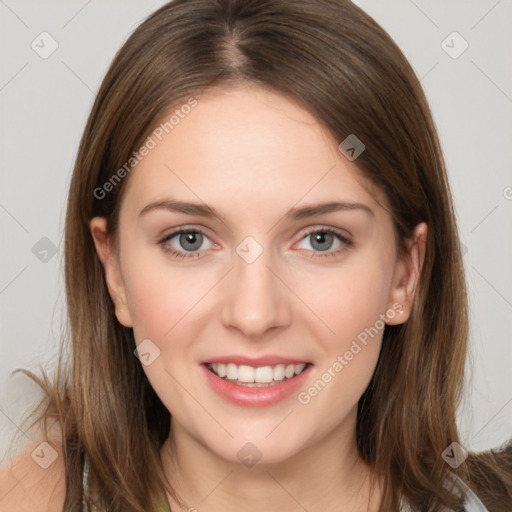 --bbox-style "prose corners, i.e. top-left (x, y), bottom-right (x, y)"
top-left (1, 0), bottom-right (511, 465)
